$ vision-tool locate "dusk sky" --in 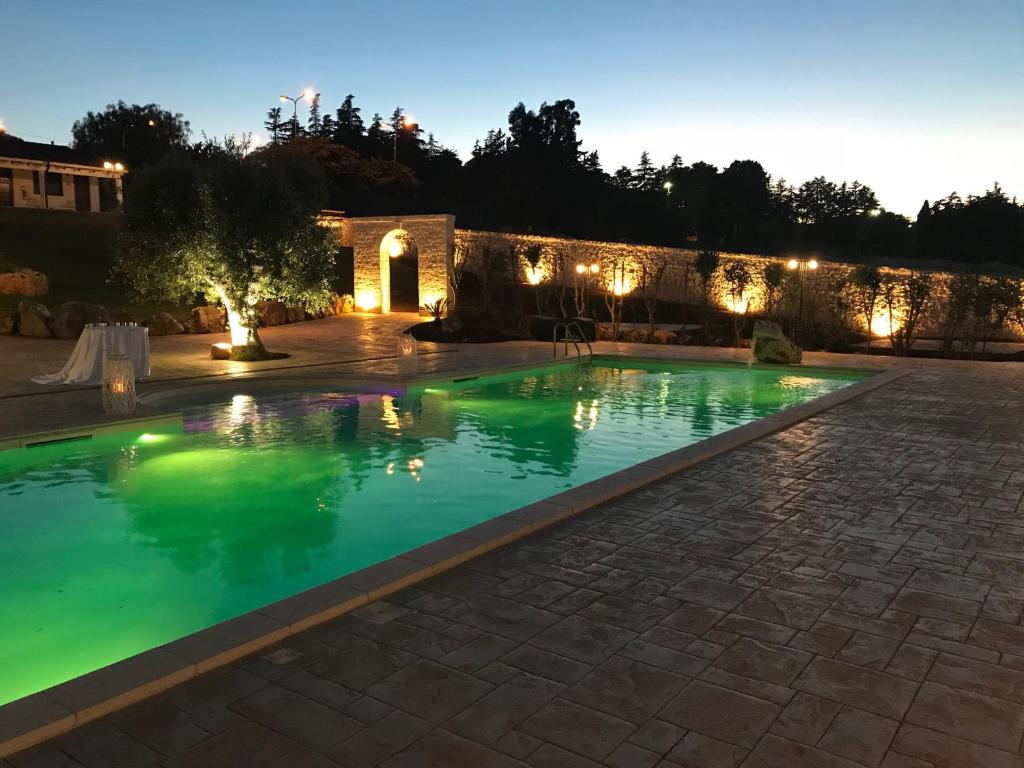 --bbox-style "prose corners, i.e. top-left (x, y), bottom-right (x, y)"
top-left (2, 0), bottom-right (1021, 216)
